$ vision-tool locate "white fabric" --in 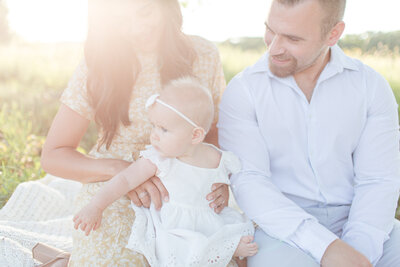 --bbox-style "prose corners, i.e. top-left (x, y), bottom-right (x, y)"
top-left (126, 145), bottom-right (254, 267)
top-left (0, 175), bottom-right (82, 266)
top-left (218, 45), bottom-right (400, 264)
